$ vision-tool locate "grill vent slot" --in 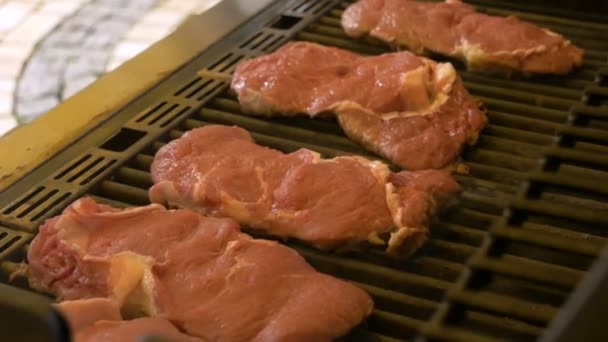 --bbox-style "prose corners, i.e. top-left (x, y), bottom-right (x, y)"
top-left (262, 34), bottom-right (286, 52)
top-left (0, 186), bottom-right (74, 231)
top-left (174, 78), bottom-right (201, 97)
top-left (598, 69), bottom-right (608, 87)
top-left (60, 155), bottom-right (103, 183)
top-left (0, 227), bottom-right (30, 259)
top-left (1, 152), bottom-right (119, 229)
top-left (208, 53), bottom-right (243, 72)
top-left (208, 53), bottom-right (245, 73)
top-left (171, 77), bottom-right (227, 104)
top-left (54, 154), bottom-right (92, 180)
top-left (174, 78), bottom-right (204, 97)
top-left (239, 32), bottom-right (263, 49)
top-left (80, 160), bottom-right (117, 185)
top-left (239, 31), bottom-right (287, 54)
top-left (99, 128), bottom-right (146, 152)
top-left (185, 79), bottom-right (213, 99)
top-left (135, 102), bottom-right (167, 123)
top-left (196, 83), bottom-right (225, 102)
top-left (16, 189), bottom-right (58, 219)
top-left (56, 154), bottom-right (104, 184)
top-left (293, 0), bottom-right (323, 13)
top-left (312, 1), bottom-right (333, 14)
top-left (0, 232), bottom-right (19, 255)
top-left (29, 192), bottom-right (72, 222)
top-left (160, 106), bottom-right (192, 127)
top-left (148, 104), bottom-right (180, 125)
top-left (247, 33), bottom-right (275, 51)
top-left (584, 85), bottom-right (608, 106)
top-left (2, 187), bottom-right (45, 216)
top-left (271, 15), bottom-right (303, 30)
